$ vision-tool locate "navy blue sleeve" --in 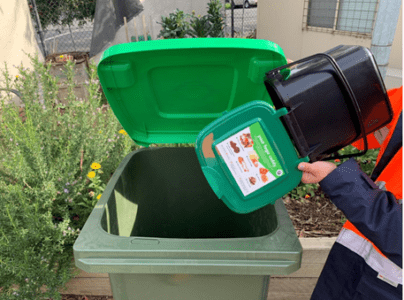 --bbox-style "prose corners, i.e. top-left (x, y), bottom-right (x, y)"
top-left (319, 158), bottom-right (402, 268)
